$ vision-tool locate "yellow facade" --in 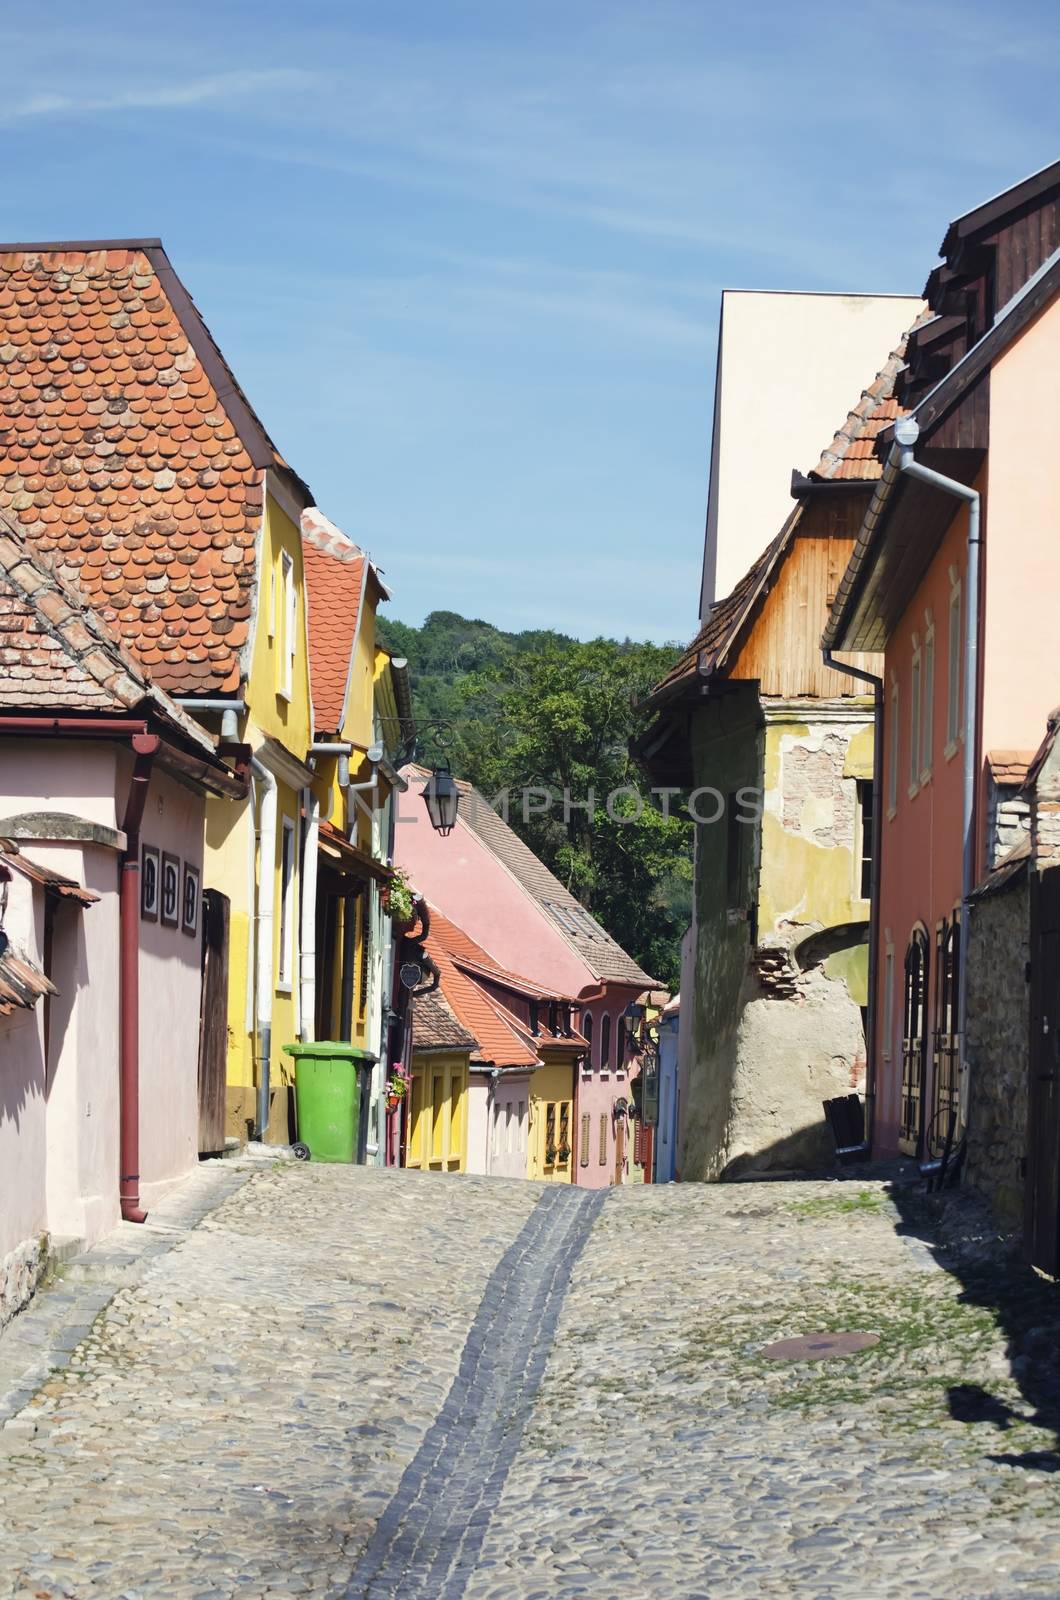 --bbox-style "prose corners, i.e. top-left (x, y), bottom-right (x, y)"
top-left (198, 489), bottom-right (315, 1138)
top-left (757, 711), bottom-right (874, 1008)
top-left (406, 1052), bottom-right (469, 1172)
top-left (527, 1059), bottom-right (574, 1183)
